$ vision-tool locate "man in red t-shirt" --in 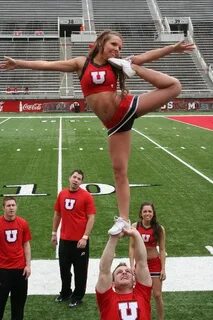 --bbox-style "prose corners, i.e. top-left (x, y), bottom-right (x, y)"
top-left (0, 196), bottom-right (31, 320)
top-left (51, 169), bottom-right (96, 308)
top-left (96, 227), bottom-right (152, 320)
